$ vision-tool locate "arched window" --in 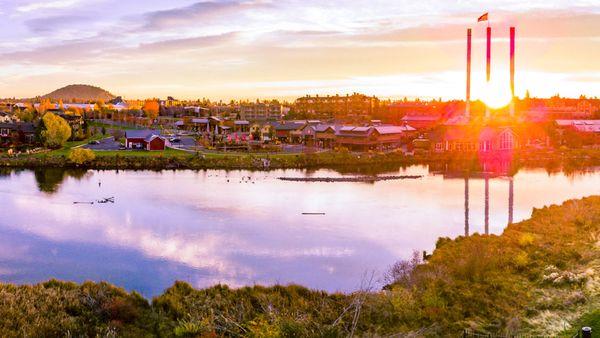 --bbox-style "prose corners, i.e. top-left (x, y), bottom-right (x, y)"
top-left (500, 131), bottom-right (514, 150)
